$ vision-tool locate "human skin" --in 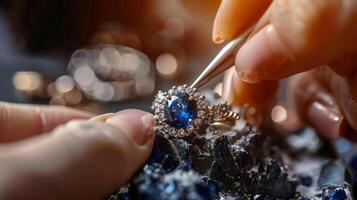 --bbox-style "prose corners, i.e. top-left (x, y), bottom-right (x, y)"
top-left (213, 0), bottom-right (357, 139)
top-left (0, 103), bottom-right (155, 199)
